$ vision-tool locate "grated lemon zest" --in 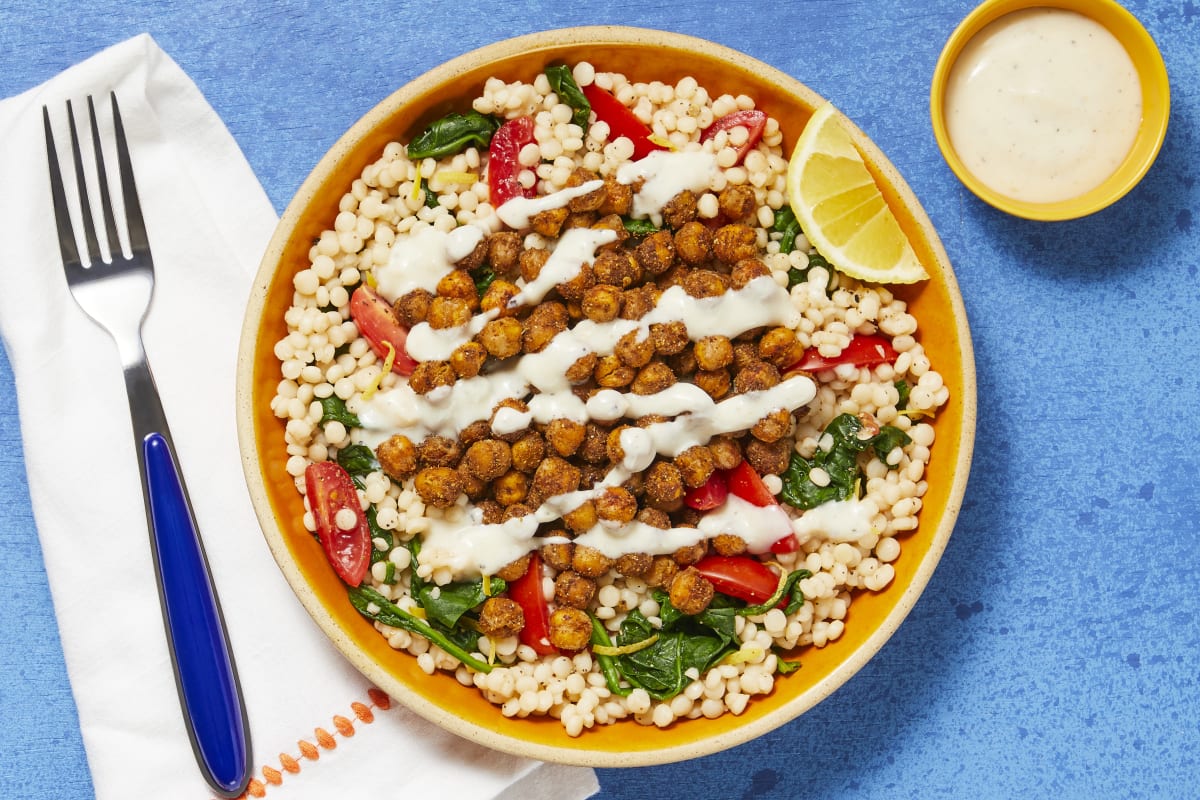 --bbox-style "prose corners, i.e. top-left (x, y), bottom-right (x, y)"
top-left (360, 341), bottom-right (395, 401)
top-left (406, 605), bottom-right (426, 619)
top-left (482, 574), bottom-right (492, 596)
top-left (592, 634), bottom-right (659, 657)
top-left (432, 170), bottom-right (478, 189)
top-left (486, 636), bottom-right (497, 666)
top-left (410, 162), bottom-right (423, 203)
top-left (724, 645), bottom-right (765, 665)
top-left (647, 134), bottom-right (675, 150)
top-left (898, 408), bottom-right (935, 420)
top-left (365, 270), bottom-right (377, 289)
